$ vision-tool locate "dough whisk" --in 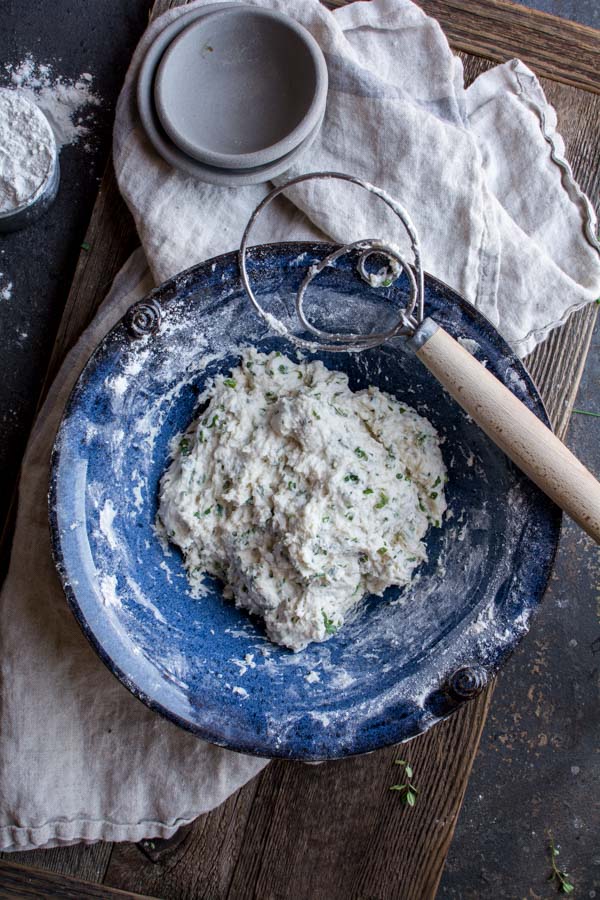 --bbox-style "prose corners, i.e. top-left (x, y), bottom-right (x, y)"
top-left (239, 171), bottom-right (600, 543)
